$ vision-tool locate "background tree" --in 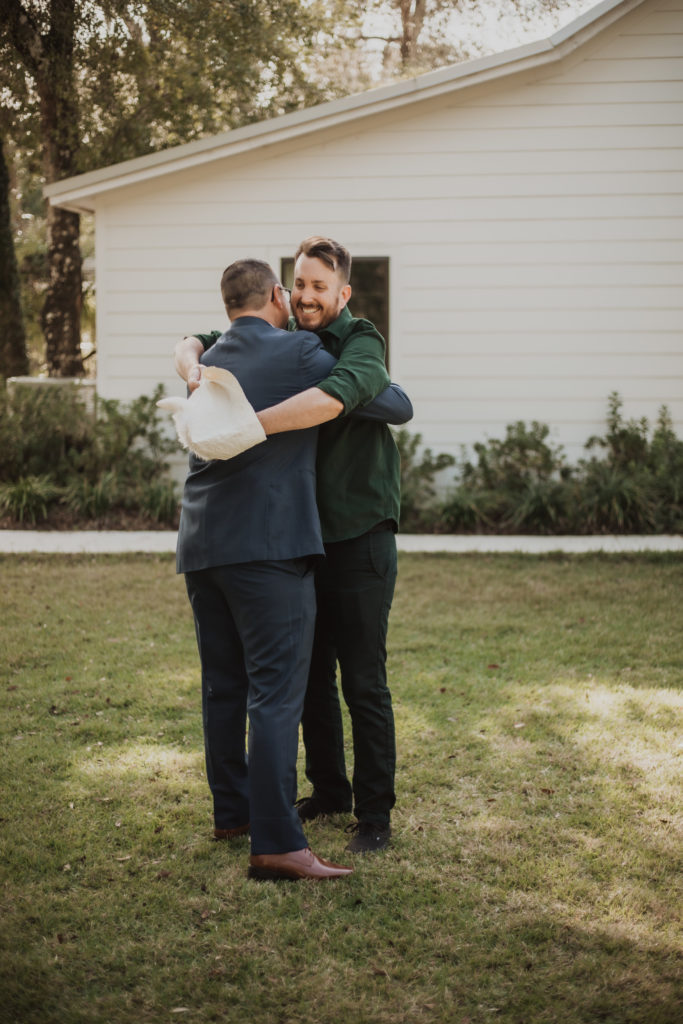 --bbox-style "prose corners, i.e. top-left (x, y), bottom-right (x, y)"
top-left (0, 133), bottom-right (29, 378)
top-left (358, 0), bottom-right (596, 78)
top-left (2, 0), bottom-right (85, 375)
top-left (0, 0), bottom-right (341, 376)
